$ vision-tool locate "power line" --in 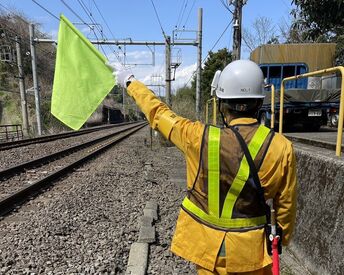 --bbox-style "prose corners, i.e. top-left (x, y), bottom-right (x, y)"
top-left (31, 0), bottom-right (59, 21)
top-left (91, 0), bottom-right (115, 39)
top-left (60, 0), bottom-right (87, 26)
top-left (78, 0), bottom-right (124, 64)
top-left (175, 0), bottom-right (189, 41)
top-left (149, 0), bottom-right (167, 39)
top-left (219, 0), bottom-right (234, 14)
top-left (175, 0), bottom-right (187, 29)
top-left (60, 0), bottom-right (108, 58)
top-left (182, 0), bottom-right (197, 28)
top-left (177, 0), bottom-right (188, 30)
top-left (90, 0), bottom-right (124, 64)
top-left (184, 19), bottom-right (233, 87)
top-left (77, 0), bottom-right (104, 39)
